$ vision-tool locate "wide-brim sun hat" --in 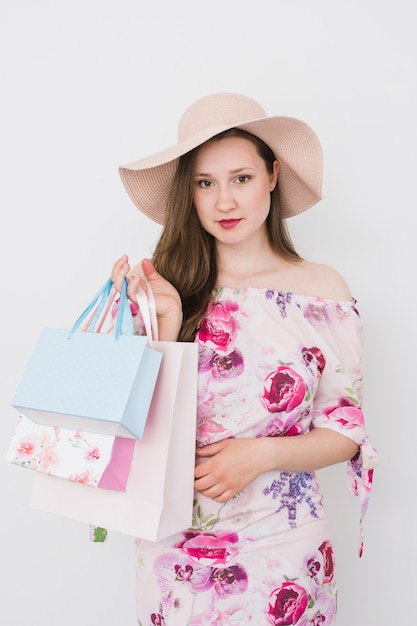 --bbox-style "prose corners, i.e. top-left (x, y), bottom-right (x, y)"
top-left (119, 92), bottom-right (323, 225)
